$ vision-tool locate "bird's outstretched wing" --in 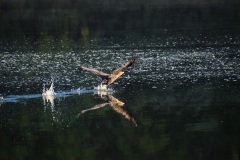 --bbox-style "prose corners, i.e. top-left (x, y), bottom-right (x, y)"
top-left (107, 95), bottom-right (125, 107)
top-left (77, 64), bottom-right (110, 77)
top-left (112, 57), bottom-right (136, 74)
top-left (76, 102), bottom-right (109, 118)
top-left (107, 95), bottom-right (137, 126)
top-left (104, 57), bottom-right (136, 85)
